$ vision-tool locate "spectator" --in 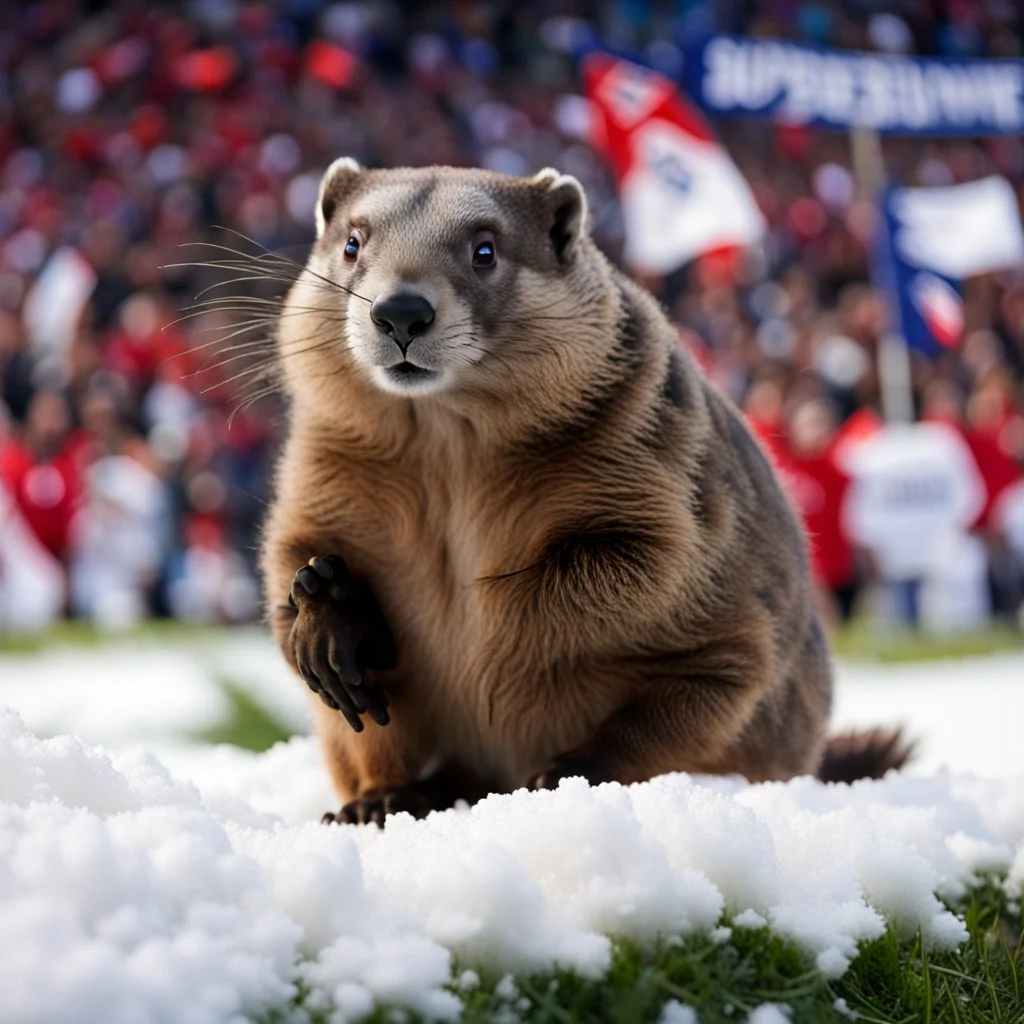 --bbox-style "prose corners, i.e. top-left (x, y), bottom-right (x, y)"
top-left (0, 390), bottom-right (81, 564)
top-left (780, 398), bottom-right (859, 625)
top-left (69, 453), bottom-right (167, 629)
